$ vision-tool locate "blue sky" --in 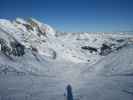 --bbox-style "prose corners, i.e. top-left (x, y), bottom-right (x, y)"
top-left (0, 0), bottom-right (133, 32)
